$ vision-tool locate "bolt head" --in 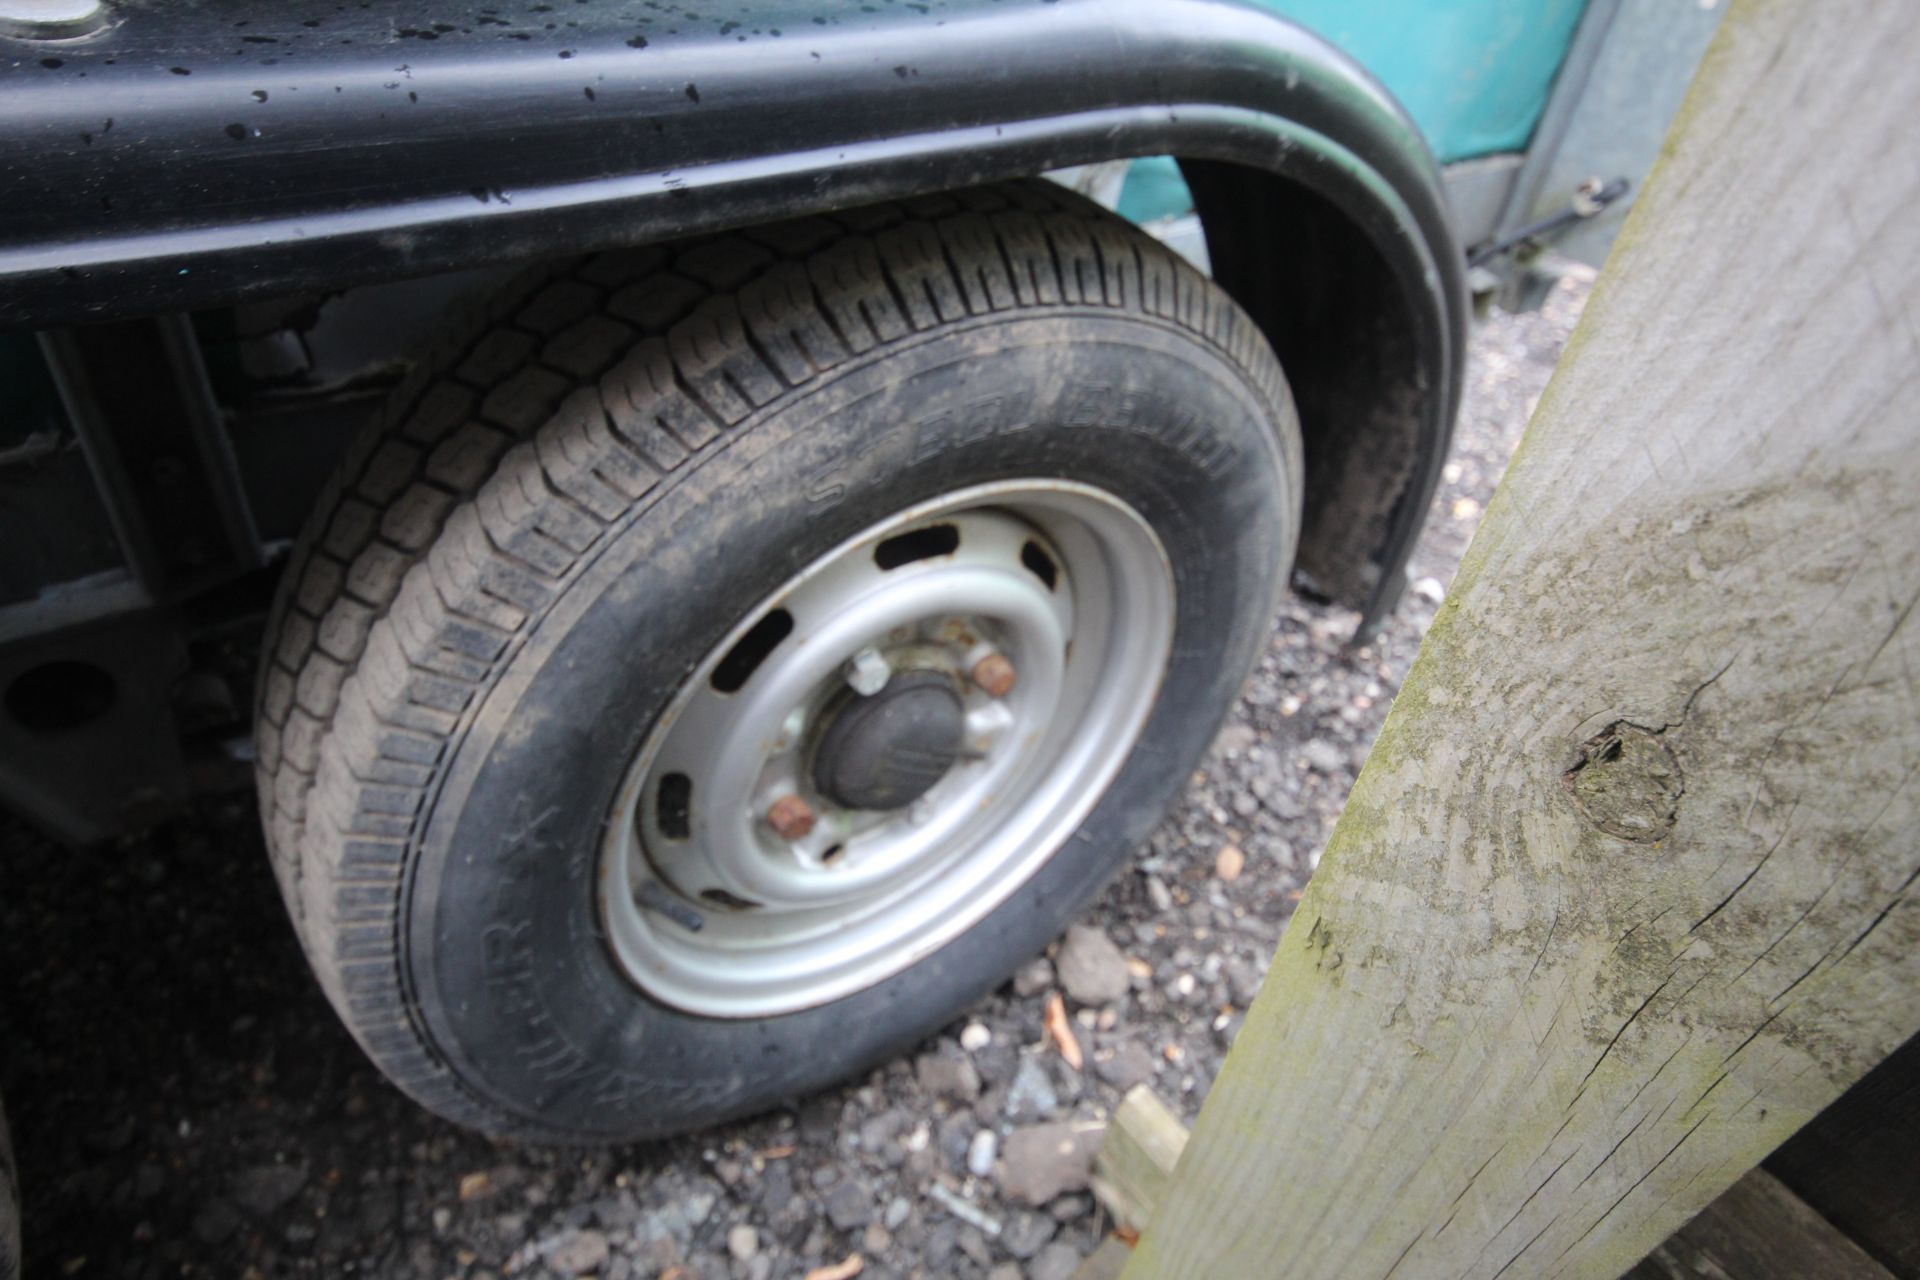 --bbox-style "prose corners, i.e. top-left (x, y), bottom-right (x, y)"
top-left (970, 653), bottom-right (1017, 698)
top-left (766, 794), bottom-right (817, 841)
